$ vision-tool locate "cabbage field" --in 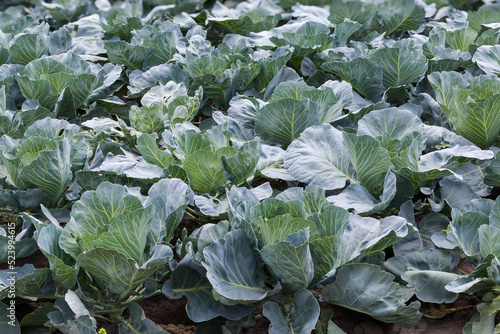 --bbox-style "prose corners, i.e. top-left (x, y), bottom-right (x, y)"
top-left (1, 0), bottom-right (500, 333)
